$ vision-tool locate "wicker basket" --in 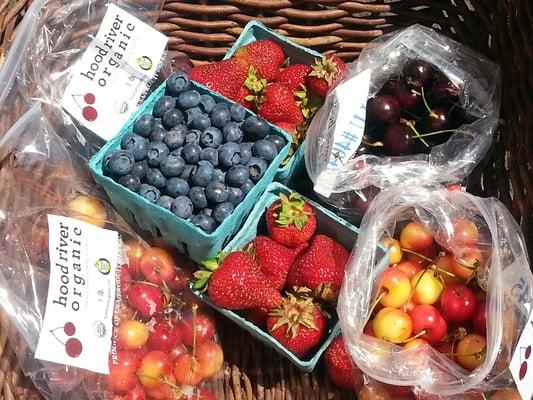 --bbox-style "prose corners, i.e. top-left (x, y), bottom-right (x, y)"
top-left (0, 0), bottom-right (531, 399)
